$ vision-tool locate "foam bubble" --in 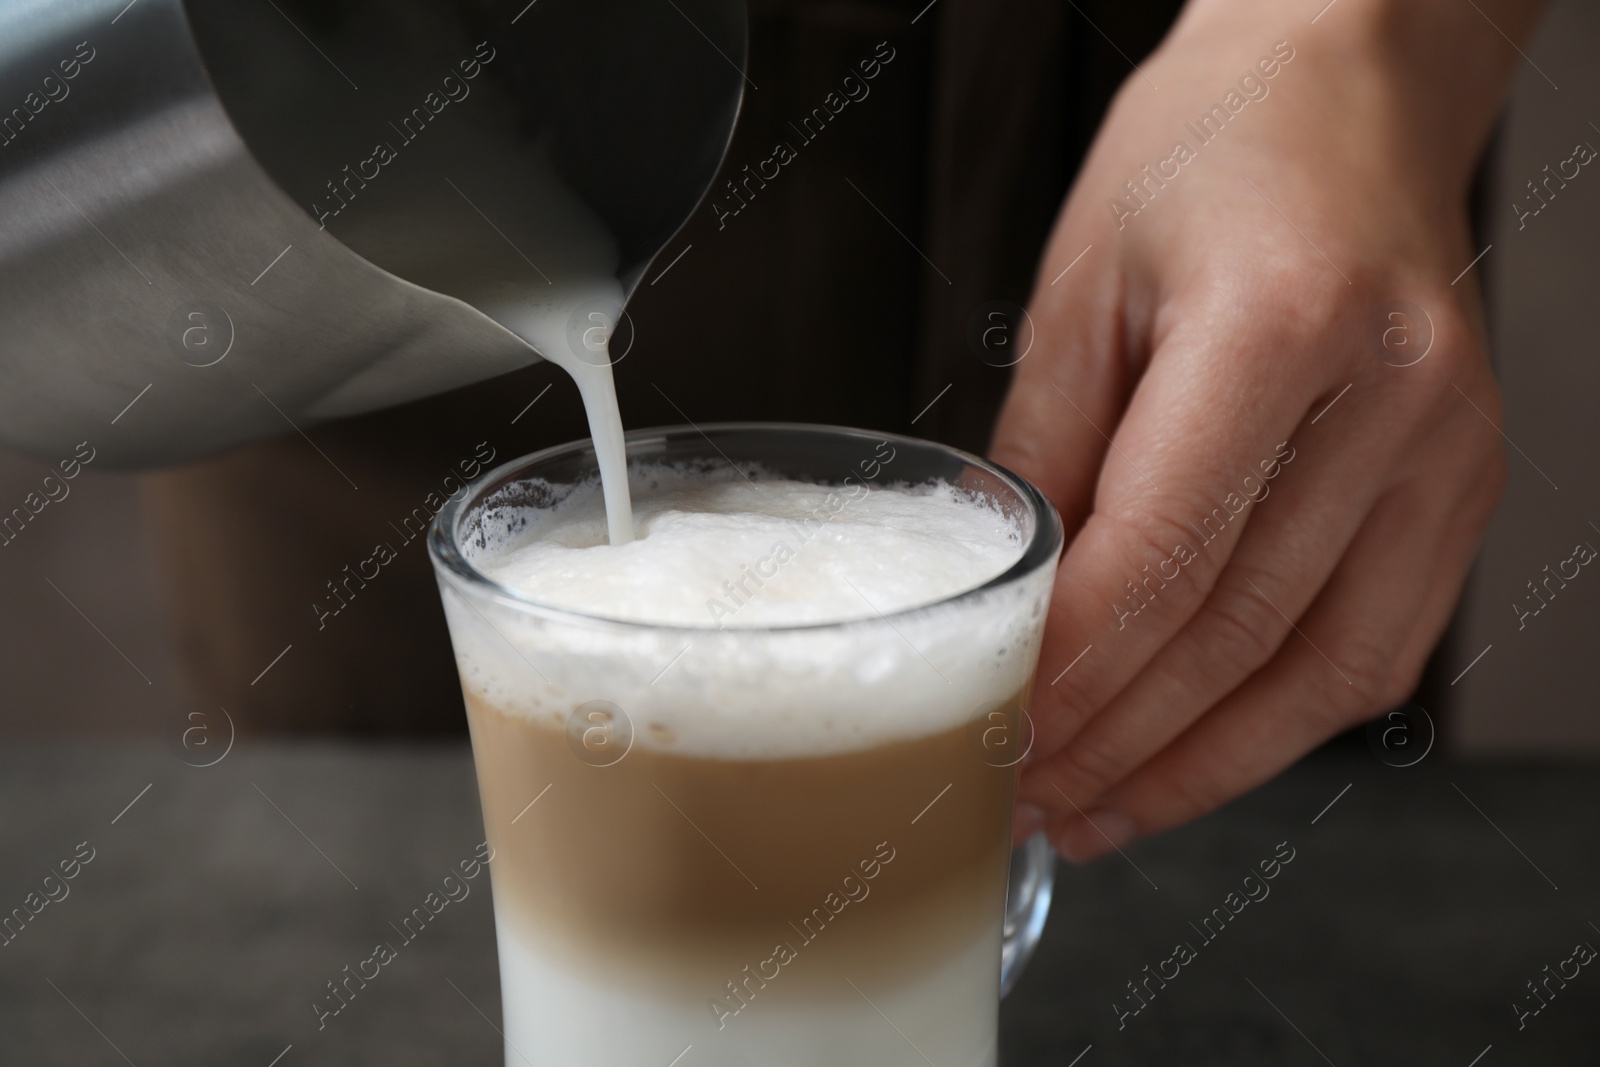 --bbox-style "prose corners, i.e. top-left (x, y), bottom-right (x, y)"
top-left (440, 465), bottom-right (1053, 758)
